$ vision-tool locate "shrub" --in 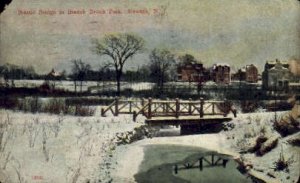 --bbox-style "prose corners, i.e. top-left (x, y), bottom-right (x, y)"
top-left (43, 98), bottom-right (66, 114)
top-left (274, 114), bottom-right (299, 136)
top-left (274, 146), bottom-right (293, 172)
top-left (74, 106), bottom-right (95, 116)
